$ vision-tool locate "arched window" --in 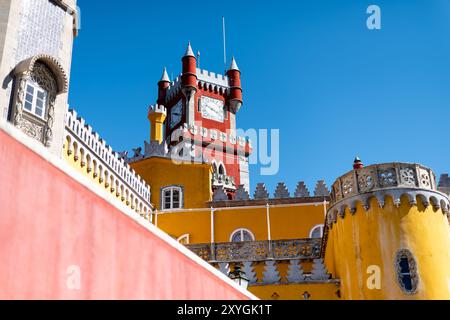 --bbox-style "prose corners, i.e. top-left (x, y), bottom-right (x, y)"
top-left (309, 224), bottom-right (324, 239)
top-left (177, 234), bottom-right (190, 245)
top-left (161, 186), bottom-right (183, 210)
top-left (396, 249), bottom-right (419, 294)
top-left (218, 163), bottom-right (226, 175)
top-left (230, 228), bottom-right (255, 242)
